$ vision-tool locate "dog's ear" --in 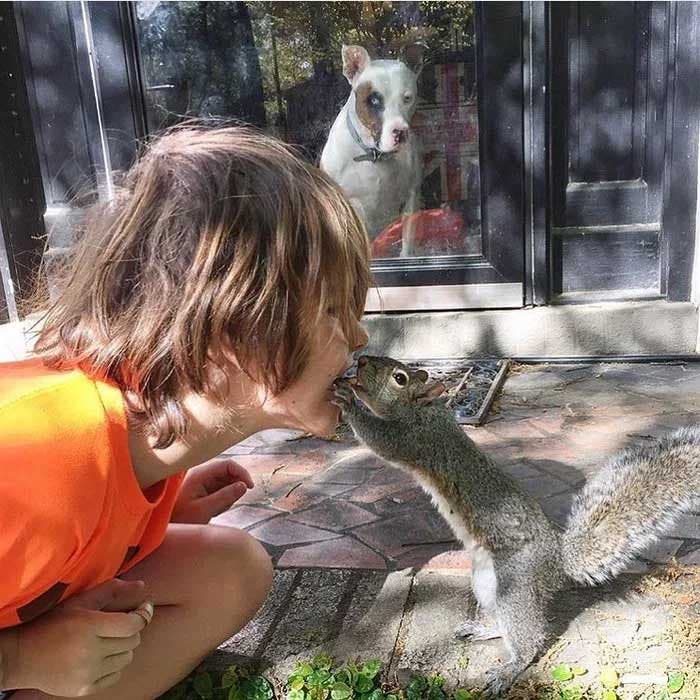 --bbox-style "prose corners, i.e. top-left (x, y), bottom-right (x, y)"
top-left (401, 43), bottom-right (427, 76)
top-left (342, 45), bottom-right (371, 84)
